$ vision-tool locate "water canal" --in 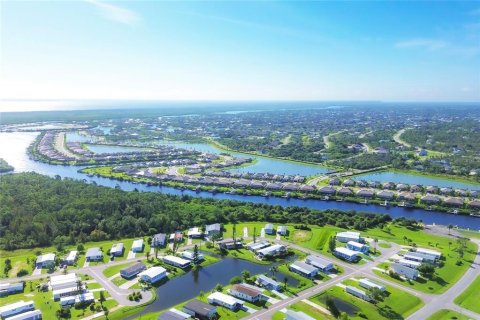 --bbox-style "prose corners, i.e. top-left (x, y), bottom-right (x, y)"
top-left (1, 131), bottom-right (479, 229)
